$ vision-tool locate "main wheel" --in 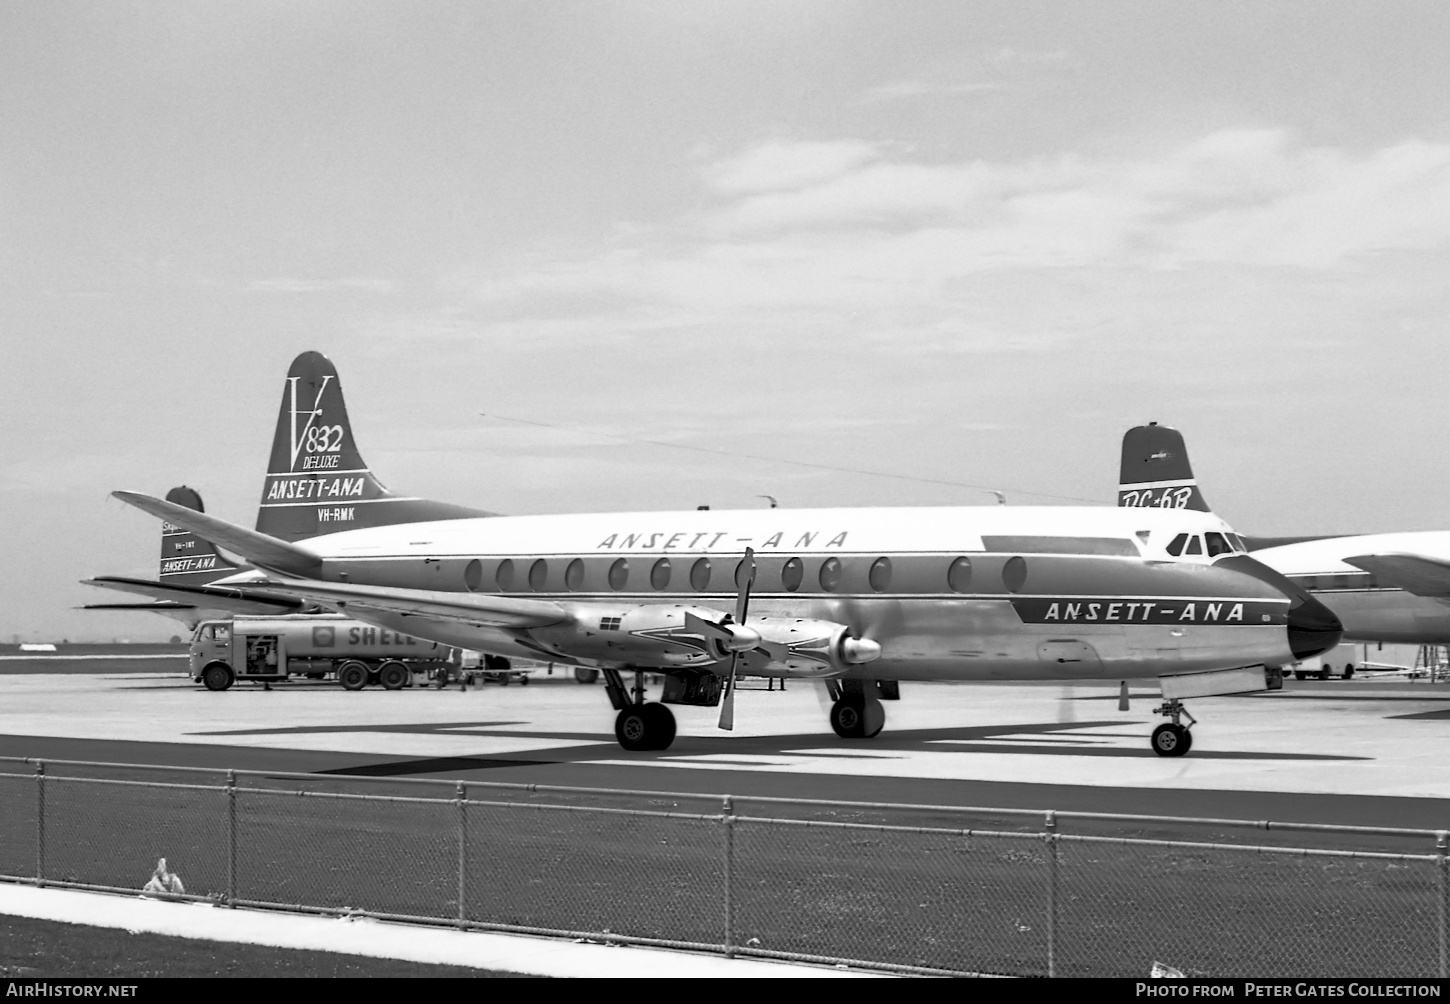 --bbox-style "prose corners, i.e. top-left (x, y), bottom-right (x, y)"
top-left (338, 661), bottom-right (369, 691)
top-left (201, 663), bottom-right (233, 692)
top-left (1151, 723), bottom-right (1191, 757)
top-left (574, 667), bottom-right (599, 684)
top-left (614, 702), bottom-right (676, 751)
top-left (378, 662), bottom-right (409, 691)
top-left (830, 696), bottom-right (884, 739)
